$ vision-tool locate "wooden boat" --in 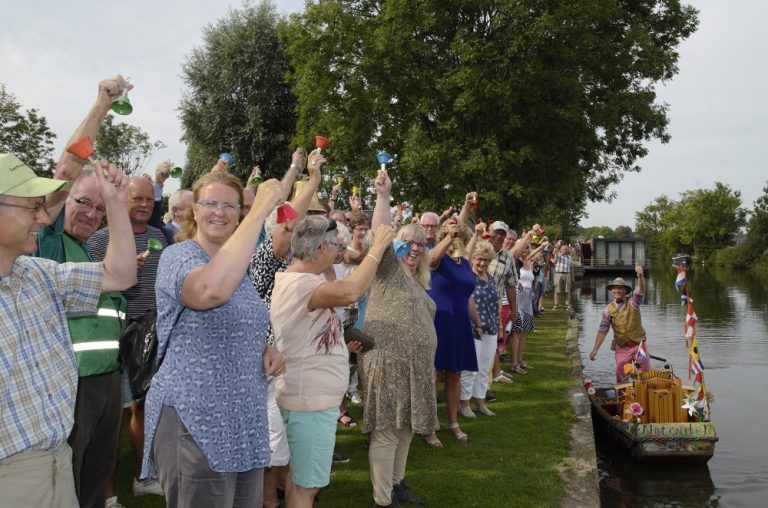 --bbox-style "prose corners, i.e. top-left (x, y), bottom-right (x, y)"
top-left (588, 368), bottom-right (717, 462)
